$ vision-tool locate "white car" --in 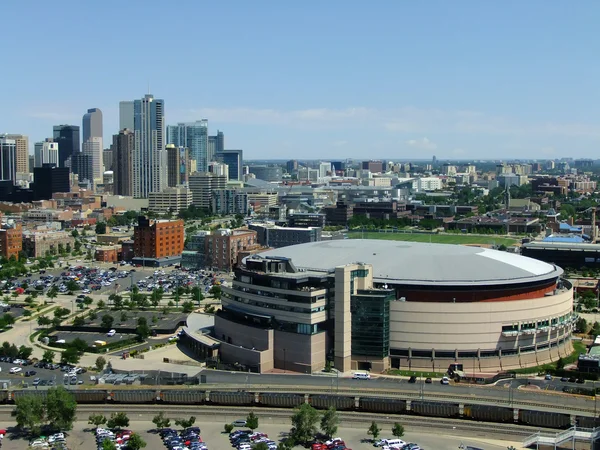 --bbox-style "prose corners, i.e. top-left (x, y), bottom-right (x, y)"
top-left (107, 329), bottom-right (116, 337)
top-left (48, 433), bottom-right (65, 443)
top-left (29, 440), bottom-right (48, 448)
top-left (9, 367), bottom-right (22, 374)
